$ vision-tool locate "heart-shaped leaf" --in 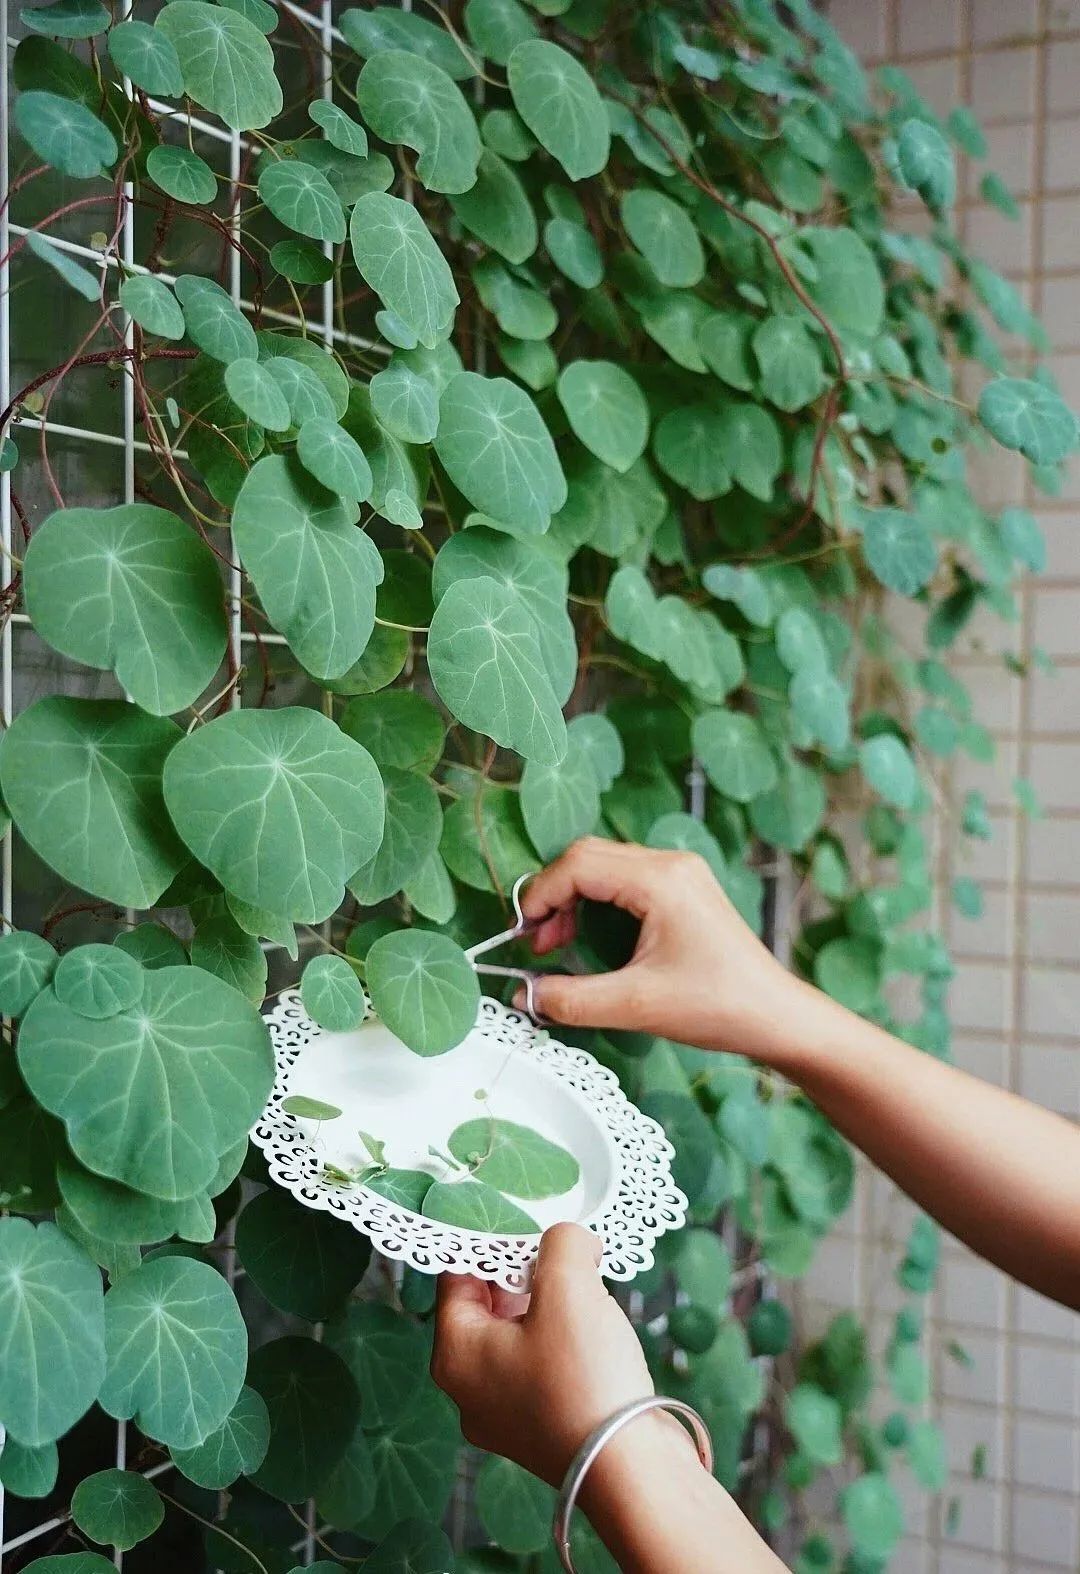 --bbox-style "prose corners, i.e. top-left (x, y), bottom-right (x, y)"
top-left (14, 91), bottom-right (117, 178)
top-left (155, 0), bottom-right (282, 130)
top-left (235, 1188), bottom-right (372, 1319)
top-left (300, 954), bottom-right (367, 1031)
top-left (448, 1117), bottom-right (579, 1199)
top-left (53, 944), bottom-right (143, 1019)
top-left (421, 1179), bottom-right (538, 1233)
top-left (507, 40), bottom-right (609, 180)
top-left (247, 1335), bottom-right (360, 1501)
top-left (365, 928), bottom-right (479, 1055)
top-left (434, 372), bottom-right (566, 532)
top-left (71, 1470), bottom-right (164, 1552)
top-left (258, 159), bottom-right (346, 243)
top-left (556, 360), bottom-right (649, 473)
top-left (108, 19), bottom-right (184, 94)
top-left (171, 1385), bottom-right (270, 1489)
